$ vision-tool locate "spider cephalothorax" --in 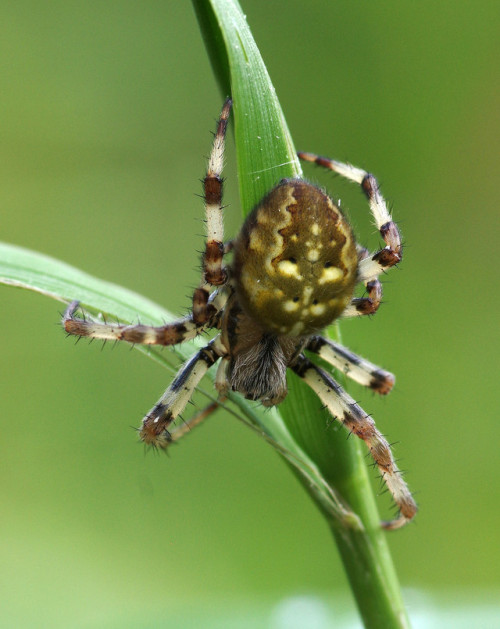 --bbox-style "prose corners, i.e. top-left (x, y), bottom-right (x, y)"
top-left (63, 99), bottom-right (417, 529)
